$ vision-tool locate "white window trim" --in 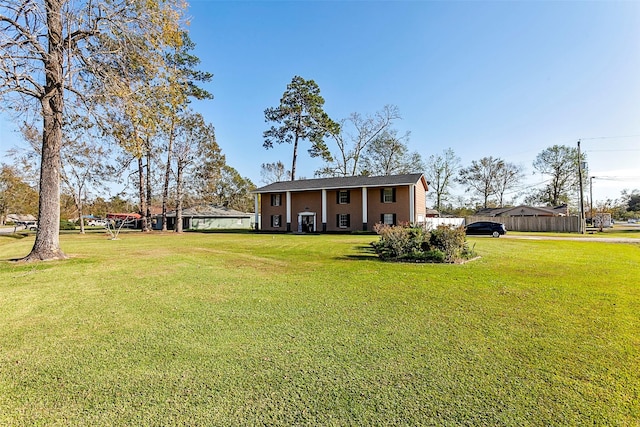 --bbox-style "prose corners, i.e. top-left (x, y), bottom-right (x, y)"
top-left (338, 213), bottom-right (349, 228)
